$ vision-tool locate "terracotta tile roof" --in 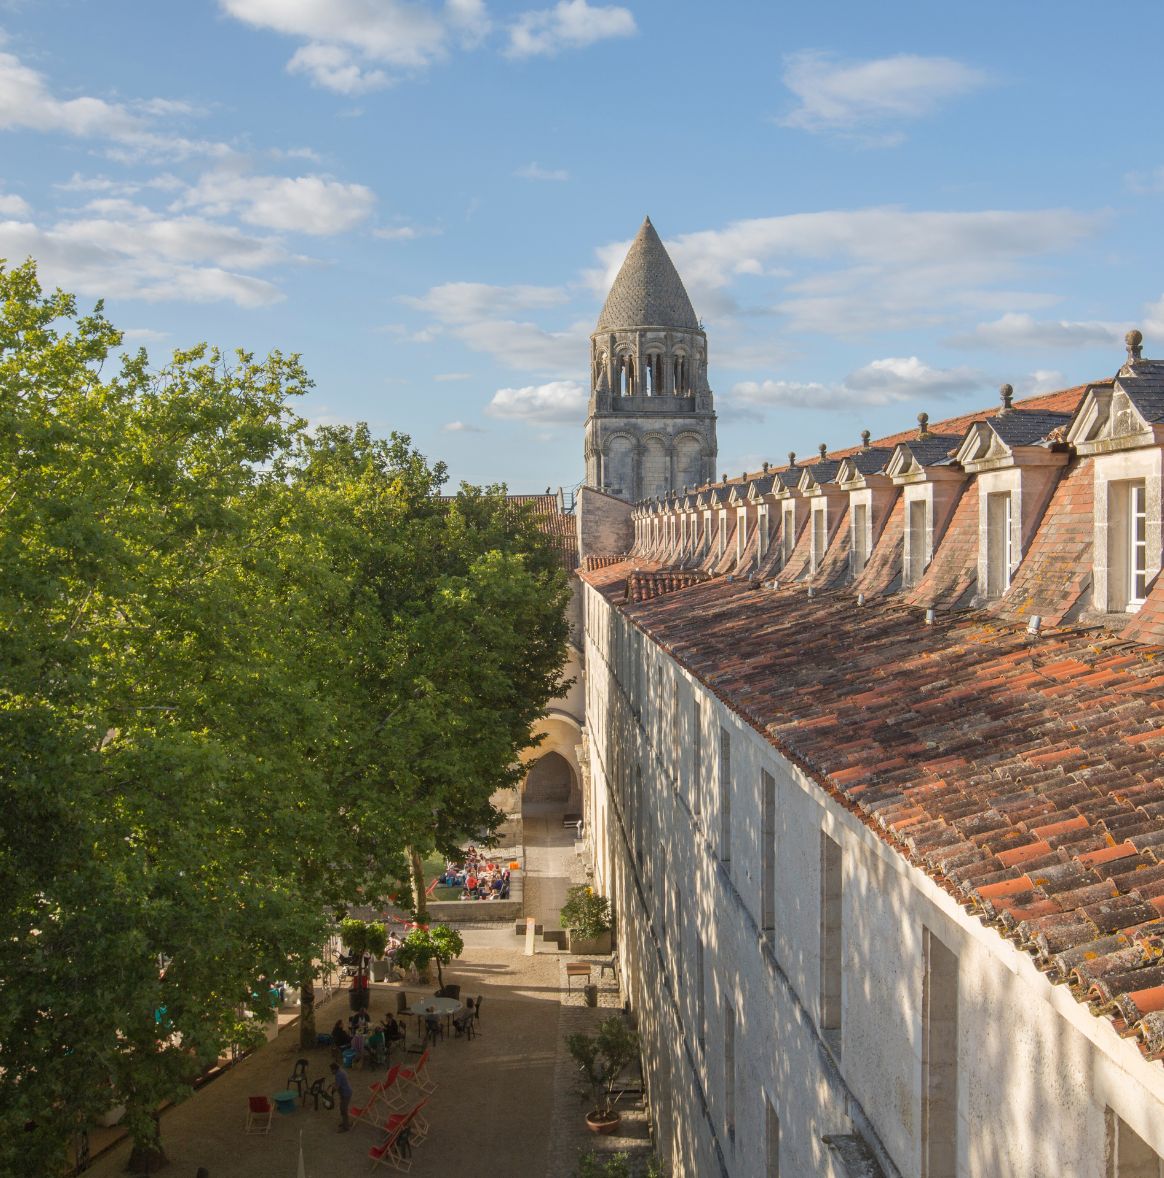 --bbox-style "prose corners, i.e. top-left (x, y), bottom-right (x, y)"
top-left (989, 458), bottom-right (1093, 625)
top-left (851, 495), bottom-right (904, 599)
top-left (504, 494), bottom-right (579, 571)
top-left (1122, 576), bottom-right (1164, 646)
top-left (900, 485), bottom-right (978, 610)
top-left (808, 503), bottom-right (852, 590)
top-left (575, 561), bottom-right (1164, 1061)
